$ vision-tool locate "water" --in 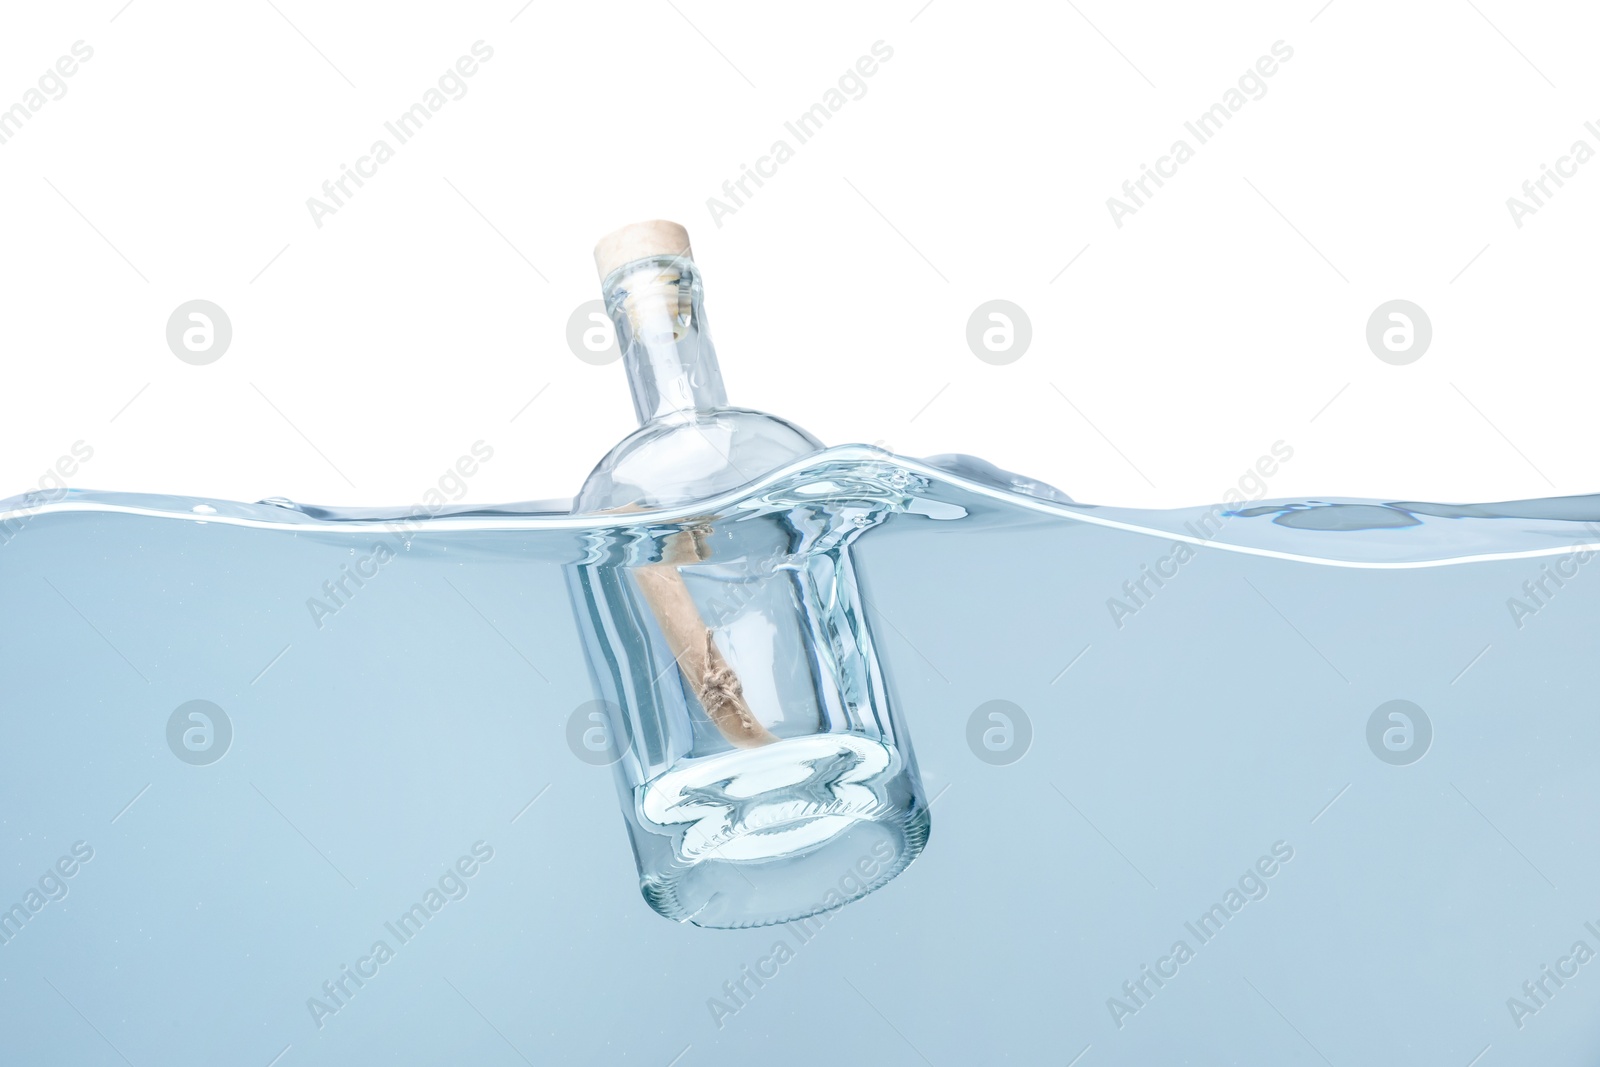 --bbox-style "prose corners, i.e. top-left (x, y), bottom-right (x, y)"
top-left (3, 444), bottom-right (1600, 1064)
